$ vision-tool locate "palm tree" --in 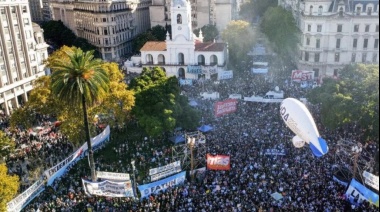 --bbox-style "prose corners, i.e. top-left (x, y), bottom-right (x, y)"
top-left (50, 48), bottom-right (109, 182)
